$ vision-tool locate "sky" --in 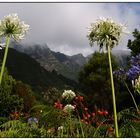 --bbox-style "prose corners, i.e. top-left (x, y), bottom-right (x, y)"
top-left (0, 2), bottom-right (140, 56)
